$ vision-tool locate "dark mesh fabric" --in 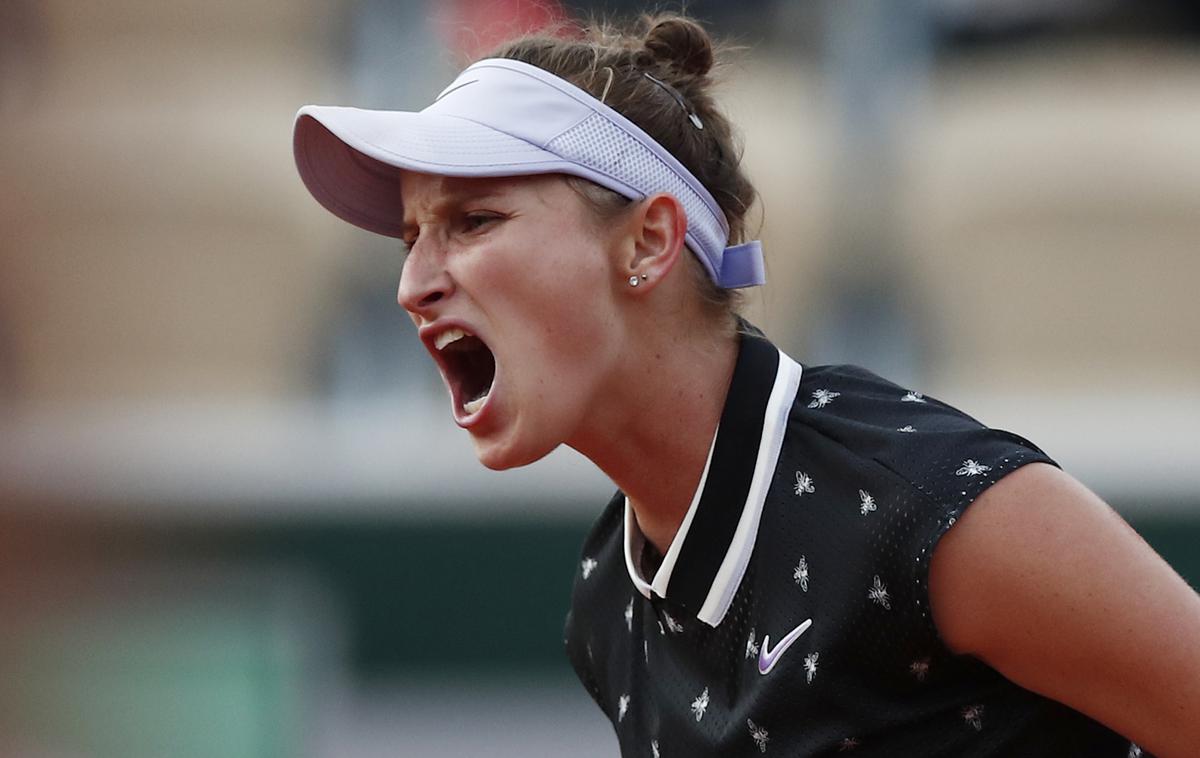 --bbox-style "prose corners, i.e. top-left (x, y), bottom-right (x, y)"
top-left (564, 341), bottom-right (1143, 757)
